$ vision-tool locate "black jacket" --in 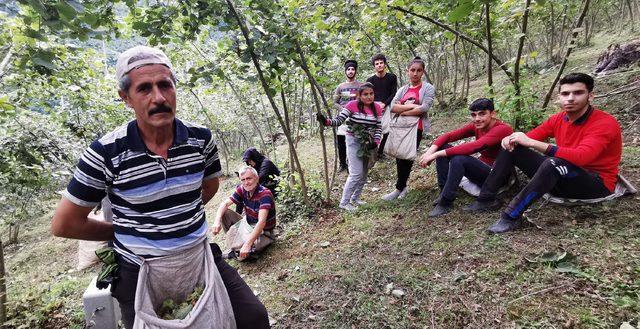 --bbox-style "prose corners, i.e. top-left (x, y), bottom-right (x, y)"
top-left (242, 148), bottom-right (281, 195)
